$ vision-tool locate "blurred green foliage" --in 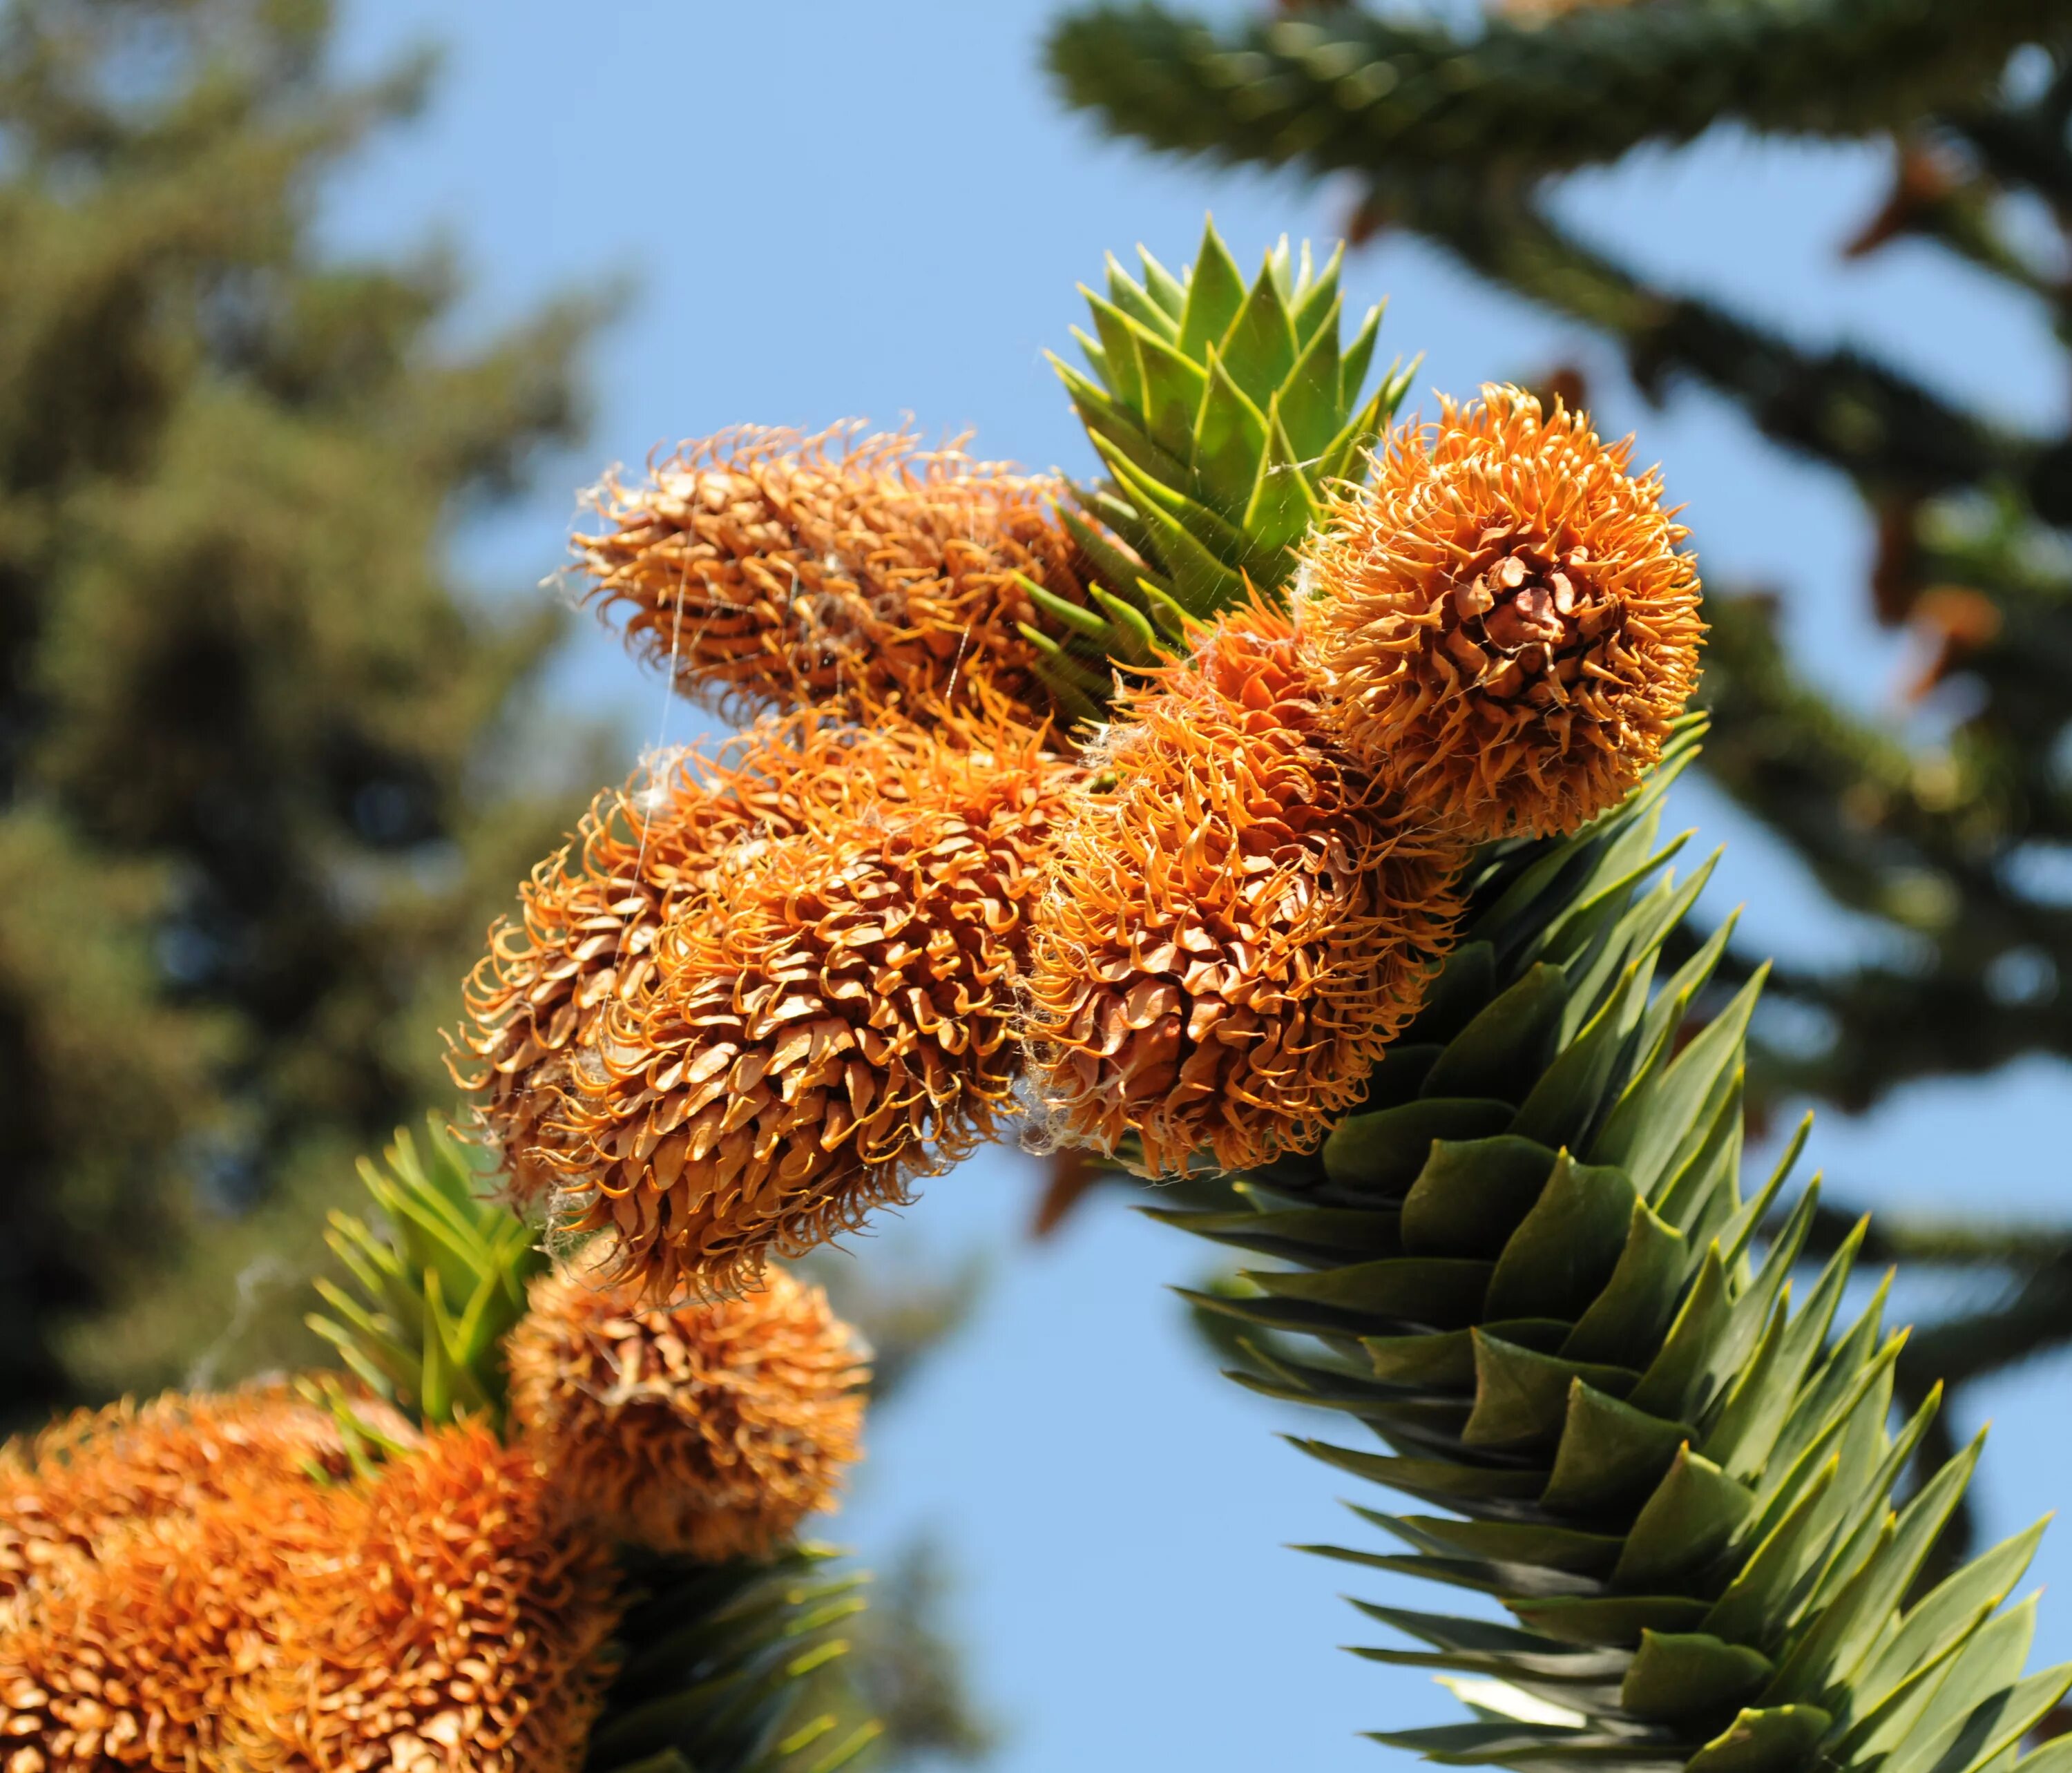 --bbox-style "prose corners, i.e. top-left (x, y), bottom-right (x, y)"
top-left (0, 0), bottom-right (611, 1425)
